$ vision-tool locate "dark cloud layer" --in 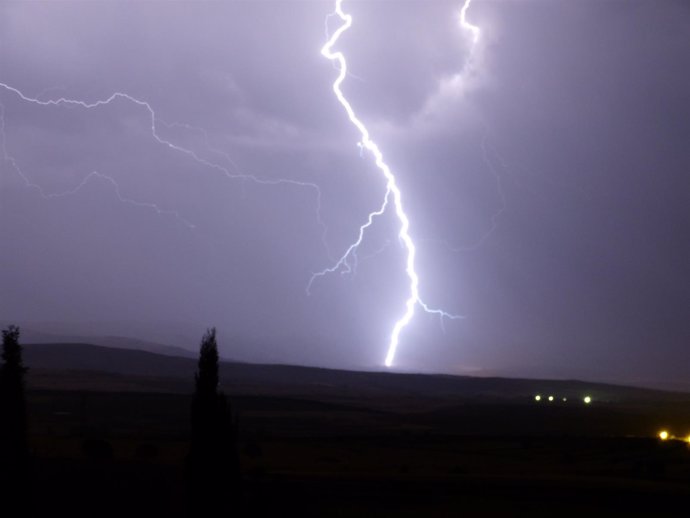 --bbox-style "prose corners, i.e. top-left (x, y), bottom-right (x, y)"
top-left (1, 1), bottom-right (688, 386)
